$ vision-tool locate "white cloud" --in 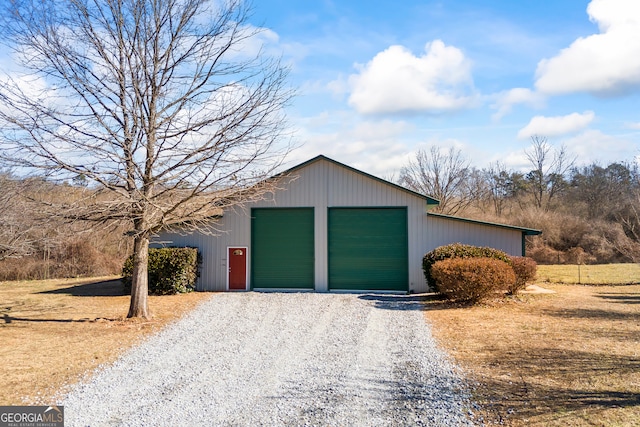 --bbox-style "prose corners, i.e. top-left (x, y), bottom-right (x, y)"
top-left (414, 138), bottom-right (469, 153)
top-left (626, 121), bottom-right (640, 130)
top-left (231, 25), bottom-right (280, 58)
top-left (347, 40), bottom-right (477, 115)
top-left (289, 114), bottom-right (415, 177)
top-left (325, 75), bottom-right (349, 97)
top-left (491, 88), bottom-right (546, 121)
top-left (562, 129), bottom-right (638, 164)
top-left (517, 111), bottom-right (595, 139)
top-left (535, 0), bottom-right (640, 96)
top-left (498, 130), bottom-right (638, 172)
top-left (289, 109), bottom-right (487, 179)
top-left (501, 150), bottom-right (531, 172)
top-left (0, 71), bottom-right (50, 105)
